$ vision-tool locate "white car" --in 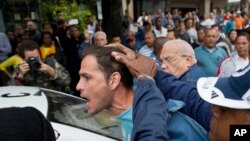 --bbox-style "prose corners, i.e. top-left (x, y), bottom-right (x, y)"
top-left (0, 86), bottom-right (122, 141)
